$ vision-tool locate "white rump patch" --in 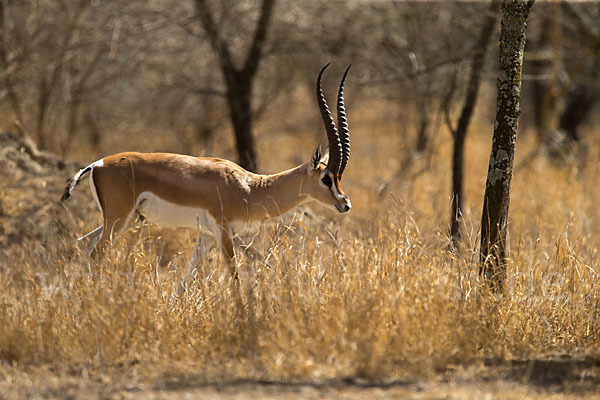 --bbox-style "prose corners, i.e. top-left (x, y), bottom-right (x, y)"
top-left (89, 159), bottom-right (104, 212)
